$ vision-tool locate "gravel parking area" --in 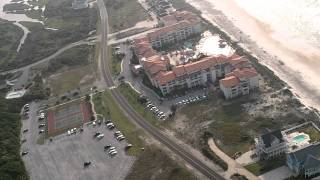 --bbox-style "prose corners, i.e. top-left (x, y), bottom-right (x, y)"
top-left (21, 102), bottom-right (135, 180)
